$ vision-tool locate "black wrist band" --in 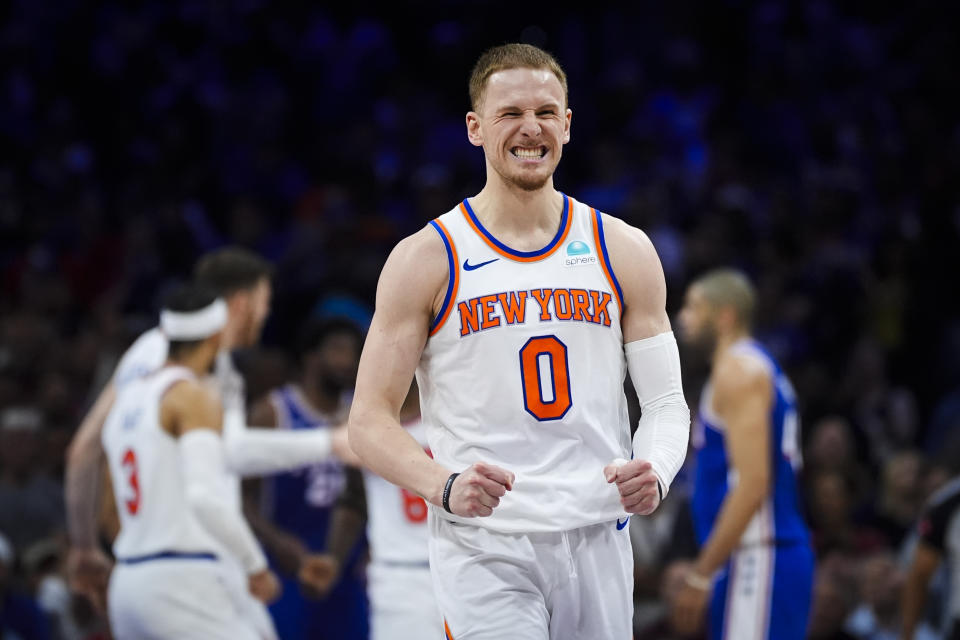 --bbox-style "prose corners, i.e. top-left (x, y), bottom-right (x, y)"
top-left (442, 473), bottom-right (460, 514)
top-left (657, 480), bottom-right (664, 502)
